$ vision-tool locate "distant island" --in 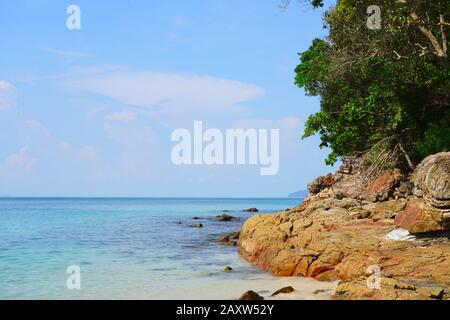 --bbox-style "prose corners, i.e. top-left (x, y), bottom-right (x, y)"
top-left (288, 190), bottom-right (308, 199)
